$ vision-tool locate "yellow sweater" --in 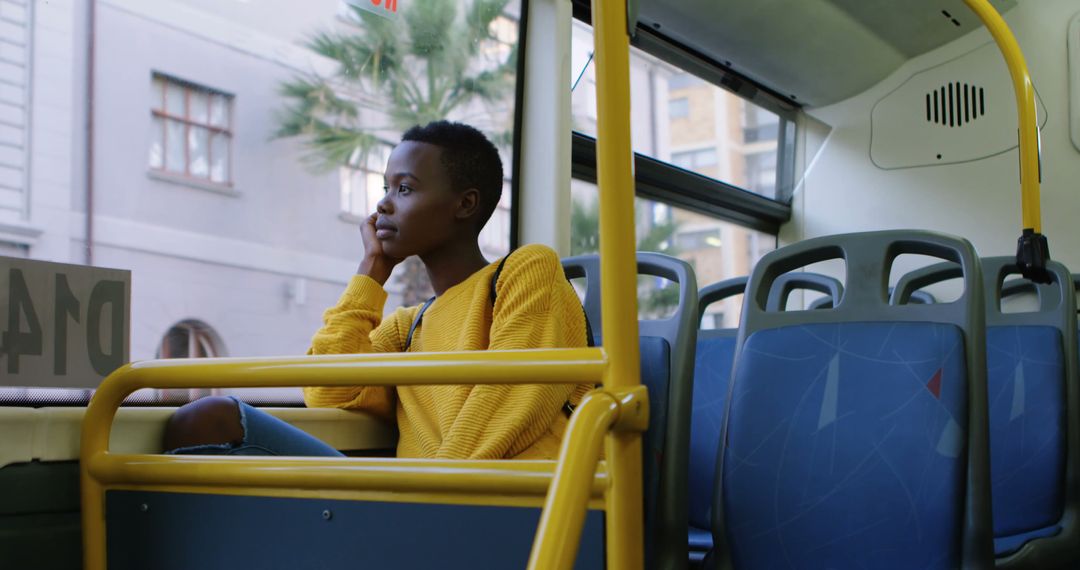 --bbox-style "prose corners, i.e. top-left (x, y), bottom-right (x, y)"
top-left (304, 244), bottom-right (591, 460)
